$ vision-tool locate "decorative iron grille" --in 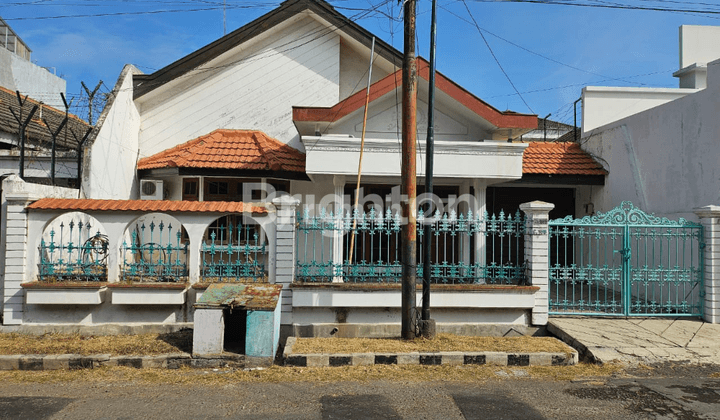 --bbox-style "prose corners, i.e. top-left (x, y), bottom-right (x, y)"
top-left (201, 218), bottom-right (267, 283)
top-left (121, 221), bottom-right (188, 282)
top-left (296, 207), bottom-right (526, 284)
top-left (38, 220), bottom-right (108, 282)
